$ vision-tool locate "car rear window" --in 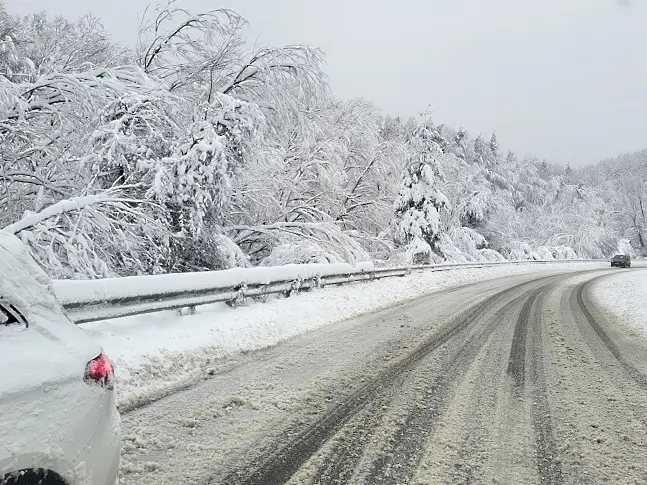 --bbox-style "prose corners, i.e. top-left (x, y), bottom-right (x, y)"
top-left (0, 300), bottom-right (28, 327)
